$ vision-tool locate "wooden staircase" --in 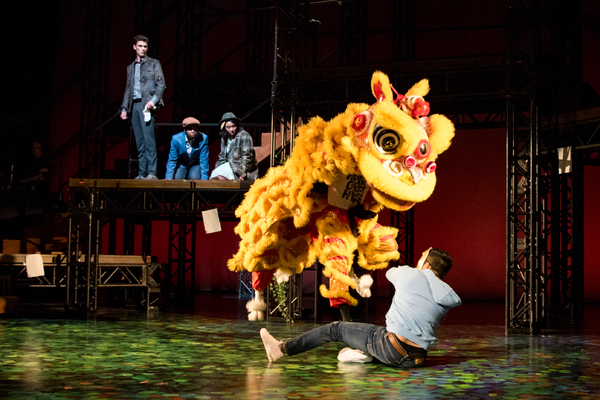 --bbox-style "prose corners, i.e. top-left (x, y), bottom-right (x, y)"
top-left (254, 126), bottom-right (295, 164)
